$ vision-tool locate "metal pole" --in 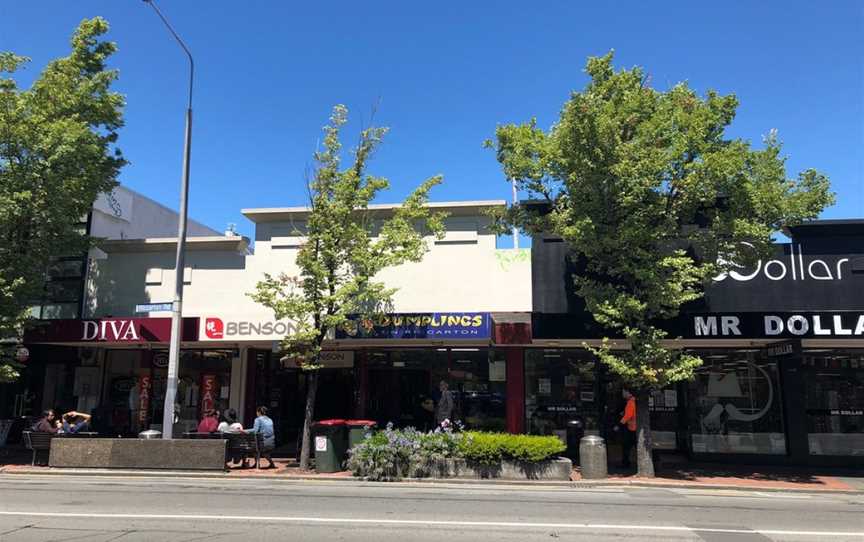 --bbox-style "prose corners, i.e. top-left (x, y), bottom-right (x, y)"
top-left (144, 0), bottom-right (194, 440)
top-left (511, 179), bottom-right (519, 249)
